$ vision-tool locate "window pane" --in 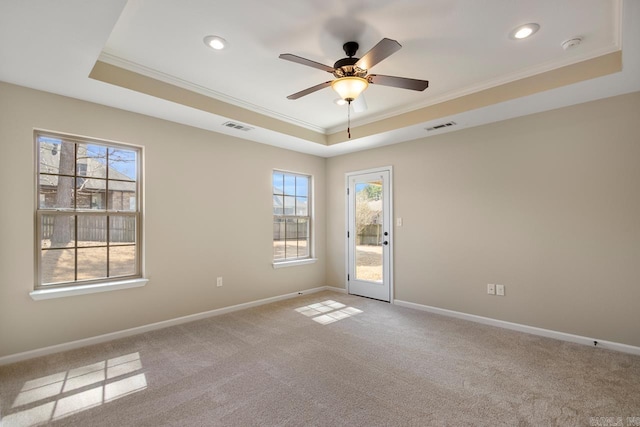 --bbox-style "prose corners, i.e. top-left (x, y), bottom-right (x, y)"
top-left (295, 176), bottom-right (308, 197)
top-left (297, 241), bottom-right (309, 258)
top-left (76, 185), bottom-right (106, 210)
top-left (110, 216), bottom-right (136, 245)
top-left (285, 242), bottom-right (298, 259)
top-left (273, 217), bottom-right (284, 239)
top-left (285, 218), bottom-right (298, 259)
top-left (108, 148), bottom-right (137, 181)
top-left (77, 247), bottom-right (107, 280)
top-left (77, 216), bottom-right (107, 247)
top-left (39, 137), bottom-right (75, 176)
top-left (273, 195), bottom-right (284, 215)
top-left (284, 175), bottom-right (295, 196)
top-left (77, 144), bottom-right (107, 178)
top-left (298, 219), bottom-right (309, 258)
top-left (286, 218), bottom-right (298, 240)
top-left (109, 246), bottom-right (136, 277)
top-left (108, 181), bottom-right (137, 211)
top-left (39, 176), bottom-right (75, 209)
top-left (41, 249), bottom-right (75, 284)
top-left (284, 196), bottom-right (295, 215)
top-left (272, 172), bottom-right (284, 195)
top-left (296, 196), bottom-right (308, 216)
top-left (39, 175), bottom-right (59, 207)
top-left (38, 139), bottom-right (66, 175)
top-left (273, 219), bottom-right (285, 260)
top-left (41, 214), bottom-right (75, 249)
